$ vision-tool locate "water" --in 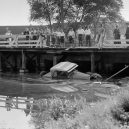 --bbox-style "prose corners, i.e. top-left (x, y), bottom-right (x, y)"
top-left (0, 72), bottom-right (83, 129)
top-left (0, 108), bottom-right (32, 129)
top-left (0, 72), bottom-right (61, 129)
top-left (0, 72), bottom-right (122, 129)
top-left (0, 73), bottom-right (66, 97)
top-left (0, 73), bottom-right (43, 129)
